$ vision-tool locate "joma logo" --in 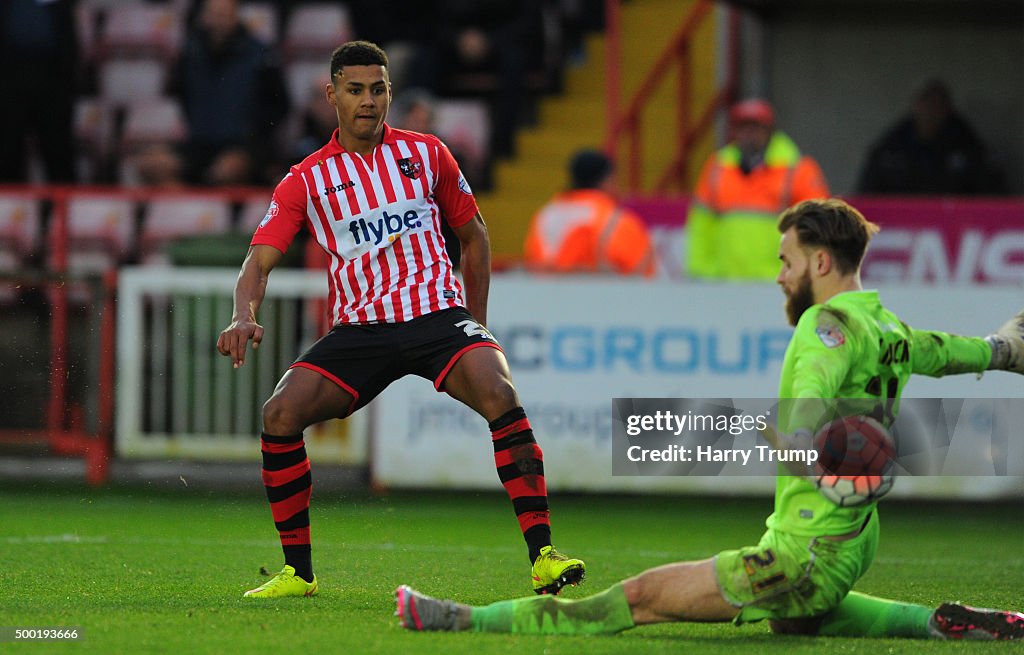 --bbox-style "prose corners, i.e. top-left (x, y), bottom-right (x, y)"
top-left (323, 180), bottom-right (355, 195)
